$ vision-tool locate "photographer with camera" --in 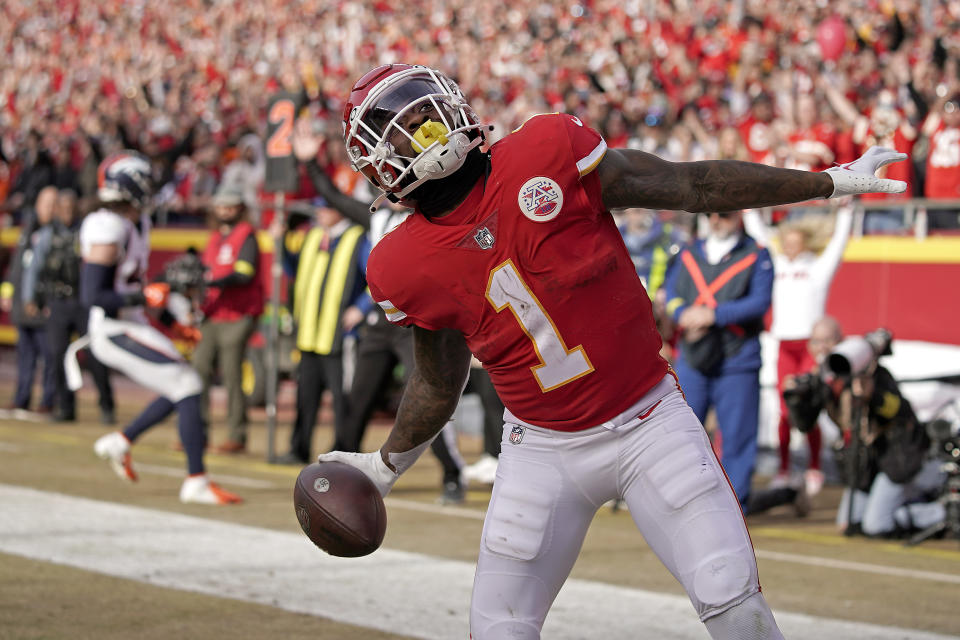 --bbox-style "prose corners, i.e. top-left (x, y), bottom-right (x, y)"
top-left (793, 327), bottom-right (946, 537)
